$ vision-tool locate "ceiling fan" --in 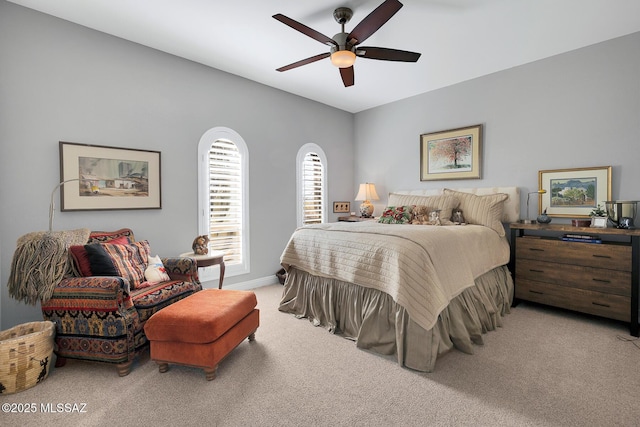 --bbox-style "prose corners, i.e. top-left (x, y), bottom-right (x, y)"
top-left (273, 0), bottom-right (421, 87)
